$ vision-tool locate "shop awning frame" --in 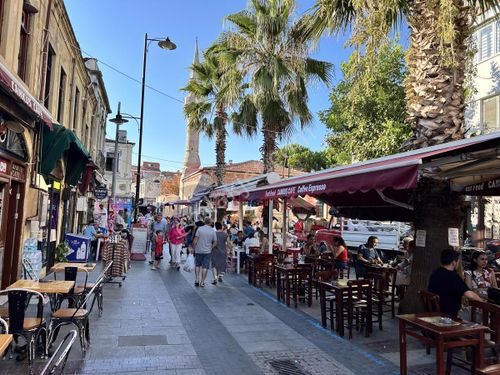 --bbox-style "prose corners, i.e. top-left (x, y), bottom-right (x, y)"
top-left (209, 172), bottom-right (280, 200)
